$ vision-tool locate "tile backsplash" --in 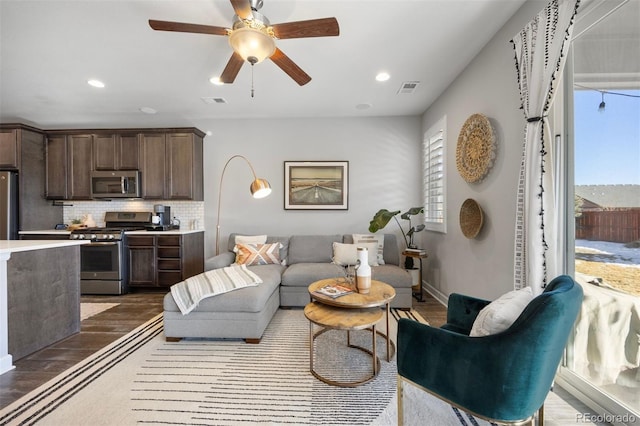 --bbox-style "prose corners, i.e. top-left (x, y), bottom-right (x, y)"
top-left (63, 201), bottom-right (204, 230)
